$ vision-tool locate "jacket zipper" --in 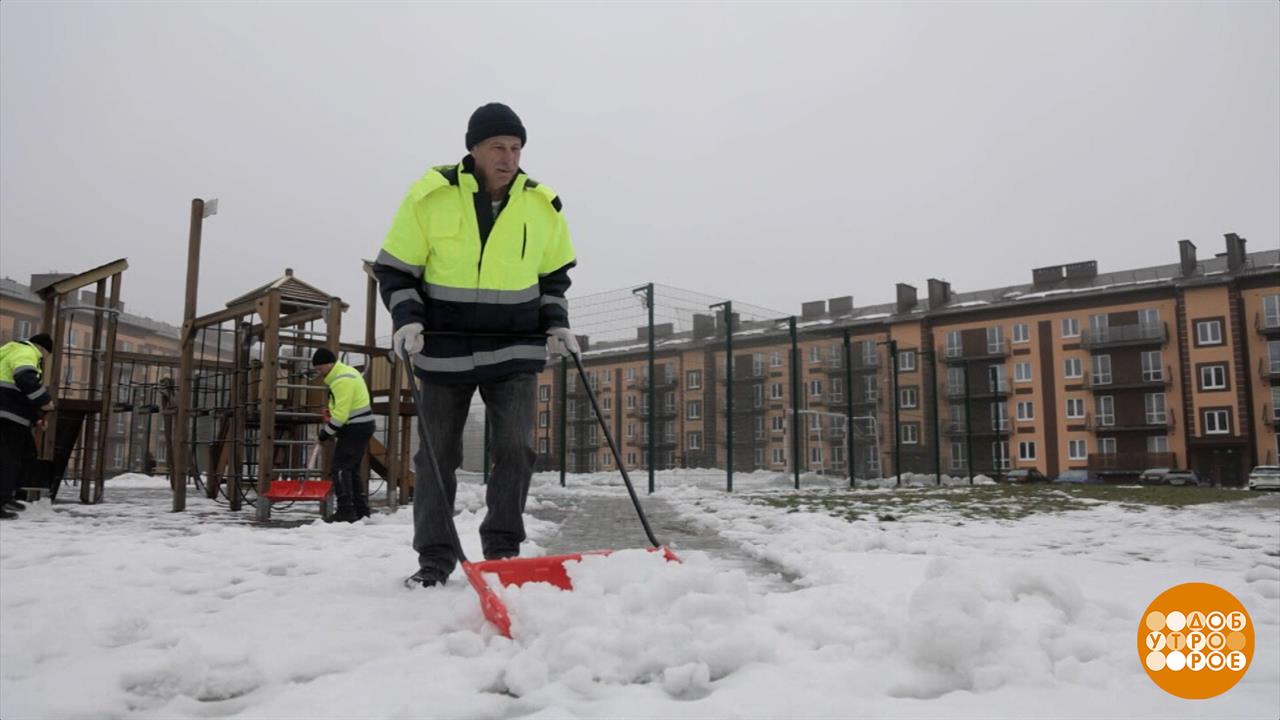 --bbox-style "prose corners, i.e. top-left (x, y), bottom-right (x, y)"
top-left (521, 225), bottom-right (527, 260)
